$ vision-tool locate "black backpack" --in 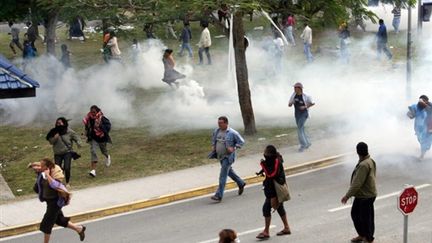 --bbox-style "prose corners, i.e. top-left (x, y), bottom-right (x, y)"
top-left (101, 116), bottom-right (111, 134)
